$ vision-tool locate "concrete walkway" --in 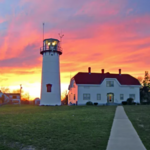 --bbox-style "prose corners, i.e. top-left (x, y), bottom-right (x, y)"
top-left (106, 106), bottom-right (147, 150)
